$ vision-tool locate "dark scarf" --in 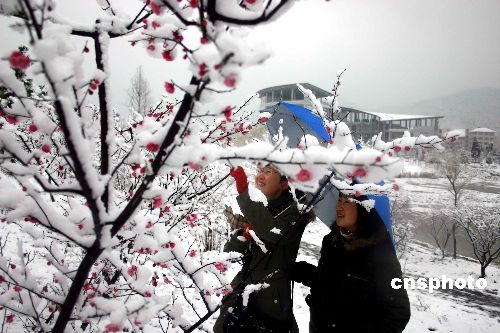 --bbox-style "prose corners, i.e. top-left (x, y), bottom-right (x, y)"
top-left (329, 223), bottom-right (391, 252)
top-left (267, 190), bottom-right (315, 223)
top-left (267, 190), bottom-right (295, 216)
